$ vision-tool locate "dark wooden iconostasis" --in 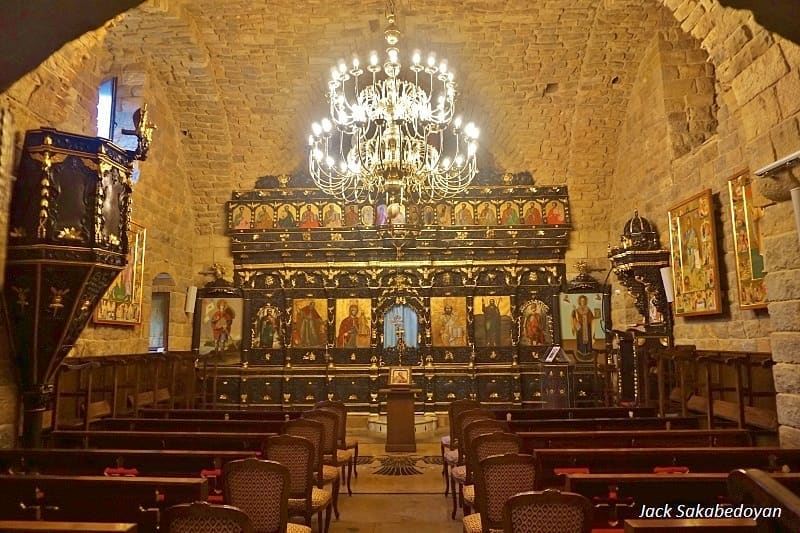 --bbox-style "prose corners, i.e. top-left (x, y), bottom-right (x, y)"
top-left (192, 171), bottom-right (614, 412)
